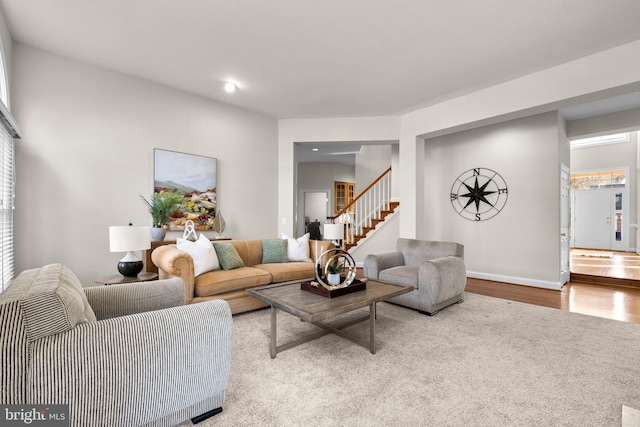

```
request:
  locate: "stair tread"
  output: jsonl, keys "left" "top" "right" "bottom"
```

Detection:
{"left": 339, "top": 194, "right": 399, "bottom": 250}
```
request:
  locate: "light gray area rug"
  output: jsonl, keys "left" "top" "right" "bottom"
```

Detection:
{"left": 182, "top": 293, "right": 640, "bottom": 426}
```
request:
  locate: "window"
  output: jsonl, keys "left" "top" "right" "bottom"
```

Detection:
{"left": 569, "top": 169, "right": 625, "bottom": 190}
{"left": 570, "top": 133, "right": 630, "bottom": 149}
{"left": 0, "top": 45, "right": 22, "bottom": 291}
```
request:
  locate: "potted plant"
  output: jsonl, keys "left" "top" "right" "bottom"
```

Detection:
{"left": 326, "top": 258, "right": 344, "bottom": 285}
{"left": 140, "top": 191, "right": 185, "bottom": 241}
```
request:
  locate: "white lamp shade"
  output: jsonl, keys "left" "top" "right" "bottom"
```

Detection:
{"left": 323, "top": 223, "right": 344, "bottom": 240}
{"left": 109, "top": 226, "right": 151, "bottom": 252}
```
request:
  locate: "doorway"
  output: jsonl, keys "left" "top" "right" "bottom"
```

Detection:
{"left": 297, "top": 190, "right": 329, "bottom": 238}
{"left": 570, "top": 168, "right": 627, "bottom": 252}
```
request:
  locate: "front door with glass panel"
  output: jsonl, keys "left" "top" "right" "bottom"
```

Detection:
{"left": 571, "top": 169, "right": 626, "bottom": 251}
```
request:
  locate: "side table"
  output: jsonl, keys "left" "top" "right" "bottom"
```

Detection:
{"left": 95, "top": 272, "right": 159, "bottom": 285}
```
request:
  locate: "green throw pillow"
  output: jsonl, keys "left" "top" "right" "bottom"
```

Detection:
{"left": 262, "top": 239, "right": 289, "bottom": 264}
{"left": 213, "top": 242, "right": 244, "bottom": 270}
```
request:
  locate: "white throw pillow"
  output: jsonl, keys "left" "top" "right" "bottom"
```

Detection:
{"left": 281, "top": 232, "right": 311, "bottom": 262}
{"left": 177, "top": 233, "right": 220, "bottom": 276}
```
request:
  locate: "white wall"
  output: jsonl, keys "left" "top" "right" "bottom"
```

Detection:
{"left": 355, "top": 145, "right": 392, "bottom": 193}
{"left": 0, "top": 7, "right": 12, "bottom": 107}
{"left": 304, "top": 192, "right": 326, "bottom": 225}
{"left": 11, "top": 44, "right": 278, "bottom": 284}
{"left": 391, "top": 144, "right": 400, "bottom": 201}
{"left": 423, "top": 112, "right": 564, "bottom": 287}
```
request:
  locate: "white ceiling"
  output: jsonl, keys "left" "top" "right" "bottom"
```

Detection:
{"left": 2, "top": 0, "right": 640, "bottom": 119}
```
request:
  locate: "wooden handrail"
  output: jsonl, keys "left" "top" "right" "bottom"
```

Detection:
{"left": 329, "top": 166, "right": 392, "bottom": 221}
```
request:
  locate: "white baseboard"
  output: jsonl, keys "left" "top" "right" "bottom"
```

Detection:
{"left": 356, "top": 267, "right": 563, "bottom": 290}
{"left": 467, "top": 271, "right": 563, "bottom": 290}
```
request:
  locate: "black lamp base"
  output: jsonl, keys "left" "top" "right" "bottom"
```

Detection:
{"left": 117, "top": 260, "right": 143, "bottom": 277}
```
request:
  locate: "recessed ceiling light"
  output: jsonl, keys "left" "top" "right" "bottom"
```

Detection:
{"left": 312, "top": 148, "right": 319, "bottom": 152}
{"left": 224, "top": 82, "right": 238, "bottom": 93}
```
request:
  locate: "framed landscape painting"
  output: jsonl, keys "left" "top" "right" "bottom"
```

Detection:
{"left": 154, "top": 148, "right": 217, "bottom": 230}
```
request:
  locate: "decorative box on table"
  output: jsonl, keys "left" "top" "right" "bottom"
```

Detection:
{"left": 301, "top": 278, "right": 367, "bottom": 298}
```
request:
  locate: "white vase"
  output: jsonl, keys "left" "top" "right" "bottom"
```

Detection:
{"left": 150, "top": 227, "right": 166, "bottom": 242}
{"left": 327, "top": 273, "right": 341, "bottom": 285}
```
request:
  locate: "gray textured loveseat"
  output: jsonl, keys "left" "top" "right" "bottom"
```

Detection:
{"left": 363, "top": 238, "right": 467, "bottom": 315}
{"left": 0, "top": 263, "right": 233, "bottom": 426}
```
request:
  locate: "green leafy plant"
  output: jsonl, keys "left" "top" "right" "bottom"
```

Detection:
{"left": 140, "top": 191, "right": 186, "bottom": 227}
{"left": 326, "top": 258, "right": 344, "bottom": 274}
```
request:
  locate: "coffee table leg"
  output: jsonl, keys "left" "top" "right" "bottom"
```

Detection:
{"left": 370, "top": 302, "right": 376, "bottom": 354}
{"left": 270, "top": 306, "right": 278, "bottom": 359}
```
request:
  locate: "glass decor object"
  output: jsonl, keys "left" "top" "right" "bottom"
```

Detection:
{"left": 314, "top": 248, "right": 357, "bottom": 291}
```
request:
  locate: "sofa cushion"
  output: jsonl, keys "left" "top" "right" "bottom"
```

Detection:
{"left": 254, "top": 262, "right": 315, "bottom": 283}
{"left": 1, "top": 263, "right": 97, "bottom": 341}
{"left": 213, "top": 242, "right": 245, "bottom": 270}
{"left": 282, "top": 233, "right": 312, "bottom": 262}
{"left": 177, "top": 234, "right": 220, "bottom": 276}
{"left": 261, "top": 239, "right": 289, "bottom": 264}
{"left": 379, "top": 265, "right": 419, "bottom": 288}
{"left": 194, "top": 267, "right": 272, "bottom": 296}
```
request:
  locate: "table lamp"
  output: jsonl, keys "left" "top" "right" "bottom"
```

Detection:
{"left": 323, "top": 223, "right": 344, "bottom": 248}
{"left": 109, "top": 225, "right": 151, "bottom": 277}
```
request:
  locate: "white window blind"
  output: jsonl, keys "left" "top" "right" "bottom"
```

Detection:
{"left": 0, "top": 126, "right": 13, "bottom": 290}
{"left": 0, "top": 100, "right": 22, "bottom": 292}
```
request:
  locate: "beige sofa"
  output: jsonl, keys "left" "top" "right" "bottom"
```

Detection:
{"left": 152, "top": 239, "right": 334, "bottom": 314}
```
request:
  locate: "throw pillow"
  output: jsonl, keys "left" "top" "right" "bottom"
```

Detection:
{"left": 177, "top": 234, "right": 220, "bottom": 276}
{"left": 281, "top": 233, "right": 312, "bottom": 262}
{"left": 213, "top": 242, "right": 245, "bottom": 270}
{"left": 262, "top": 239, "right": 289, "bottom": 264}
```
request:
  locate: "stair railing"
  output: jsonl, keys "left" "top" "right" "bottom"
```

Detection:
{"left": 328, "top": 166, "right": 392, "bottom": 247}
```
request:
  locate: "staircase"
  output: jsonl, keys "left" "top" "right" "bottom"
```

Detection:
{"left": 344, "top": 201, "right": 399, "bottom": 250}
{"left": 328, "top": 167, "right": 399, "bottom": 251}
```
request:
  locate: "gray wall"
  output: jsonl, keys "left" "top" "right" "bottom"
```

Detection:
{"left": 423, "top": 111, "right": 566, "bottom": 286}
{"left": 11, "top": 44, "right": 279, "bottom": 284}
{"left": 355, "top": 145, "right": 392, "bottom": 194}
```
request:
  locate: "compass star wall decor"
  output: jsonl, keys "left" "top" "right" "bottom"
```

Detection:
{"left": 450, "top": 167, "right": 508, "bottom": 221}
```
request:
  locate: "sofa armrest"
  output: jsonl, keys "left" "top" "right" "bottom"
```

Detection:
{"left": 151, "top": 245, "right": 196, "bottom": 304}
{"left": 418, "top": 256, "right": 467, "bottom": 303}
{"left": 28, "top": 300, "right": 233, "bottom": 427}
{"left": 84, "top": 278, "right": 185, "bottom": 320}
{"left": 309, "top": 240, "right": 336, "bottom": 264}
{"left": 363, "top": 250, "right": 405, "bottom": 279}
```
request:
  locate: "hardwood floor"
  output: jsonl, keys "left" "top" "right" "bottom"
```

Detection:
{"left": 465, "top": 249, "right": 640, "bottom": 324}
{"left": 465, "top": 278, "right": 640, "bottom": 324}
{"left": 571, "top": 248, "right": 640, "bottom": 282}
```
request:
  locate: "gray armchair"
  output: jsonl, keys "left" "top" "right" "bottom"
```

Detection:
{"left": 0, "top": 263, "right": 233, "bottom": 426}
{"left": 363, "top": 238, "right": 466, "bottom": 315}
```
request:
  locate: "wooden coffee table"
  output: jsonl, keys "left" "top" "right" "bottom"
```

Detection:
{"left": 246, "top": 279, "right": 412, "bottom": 358}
